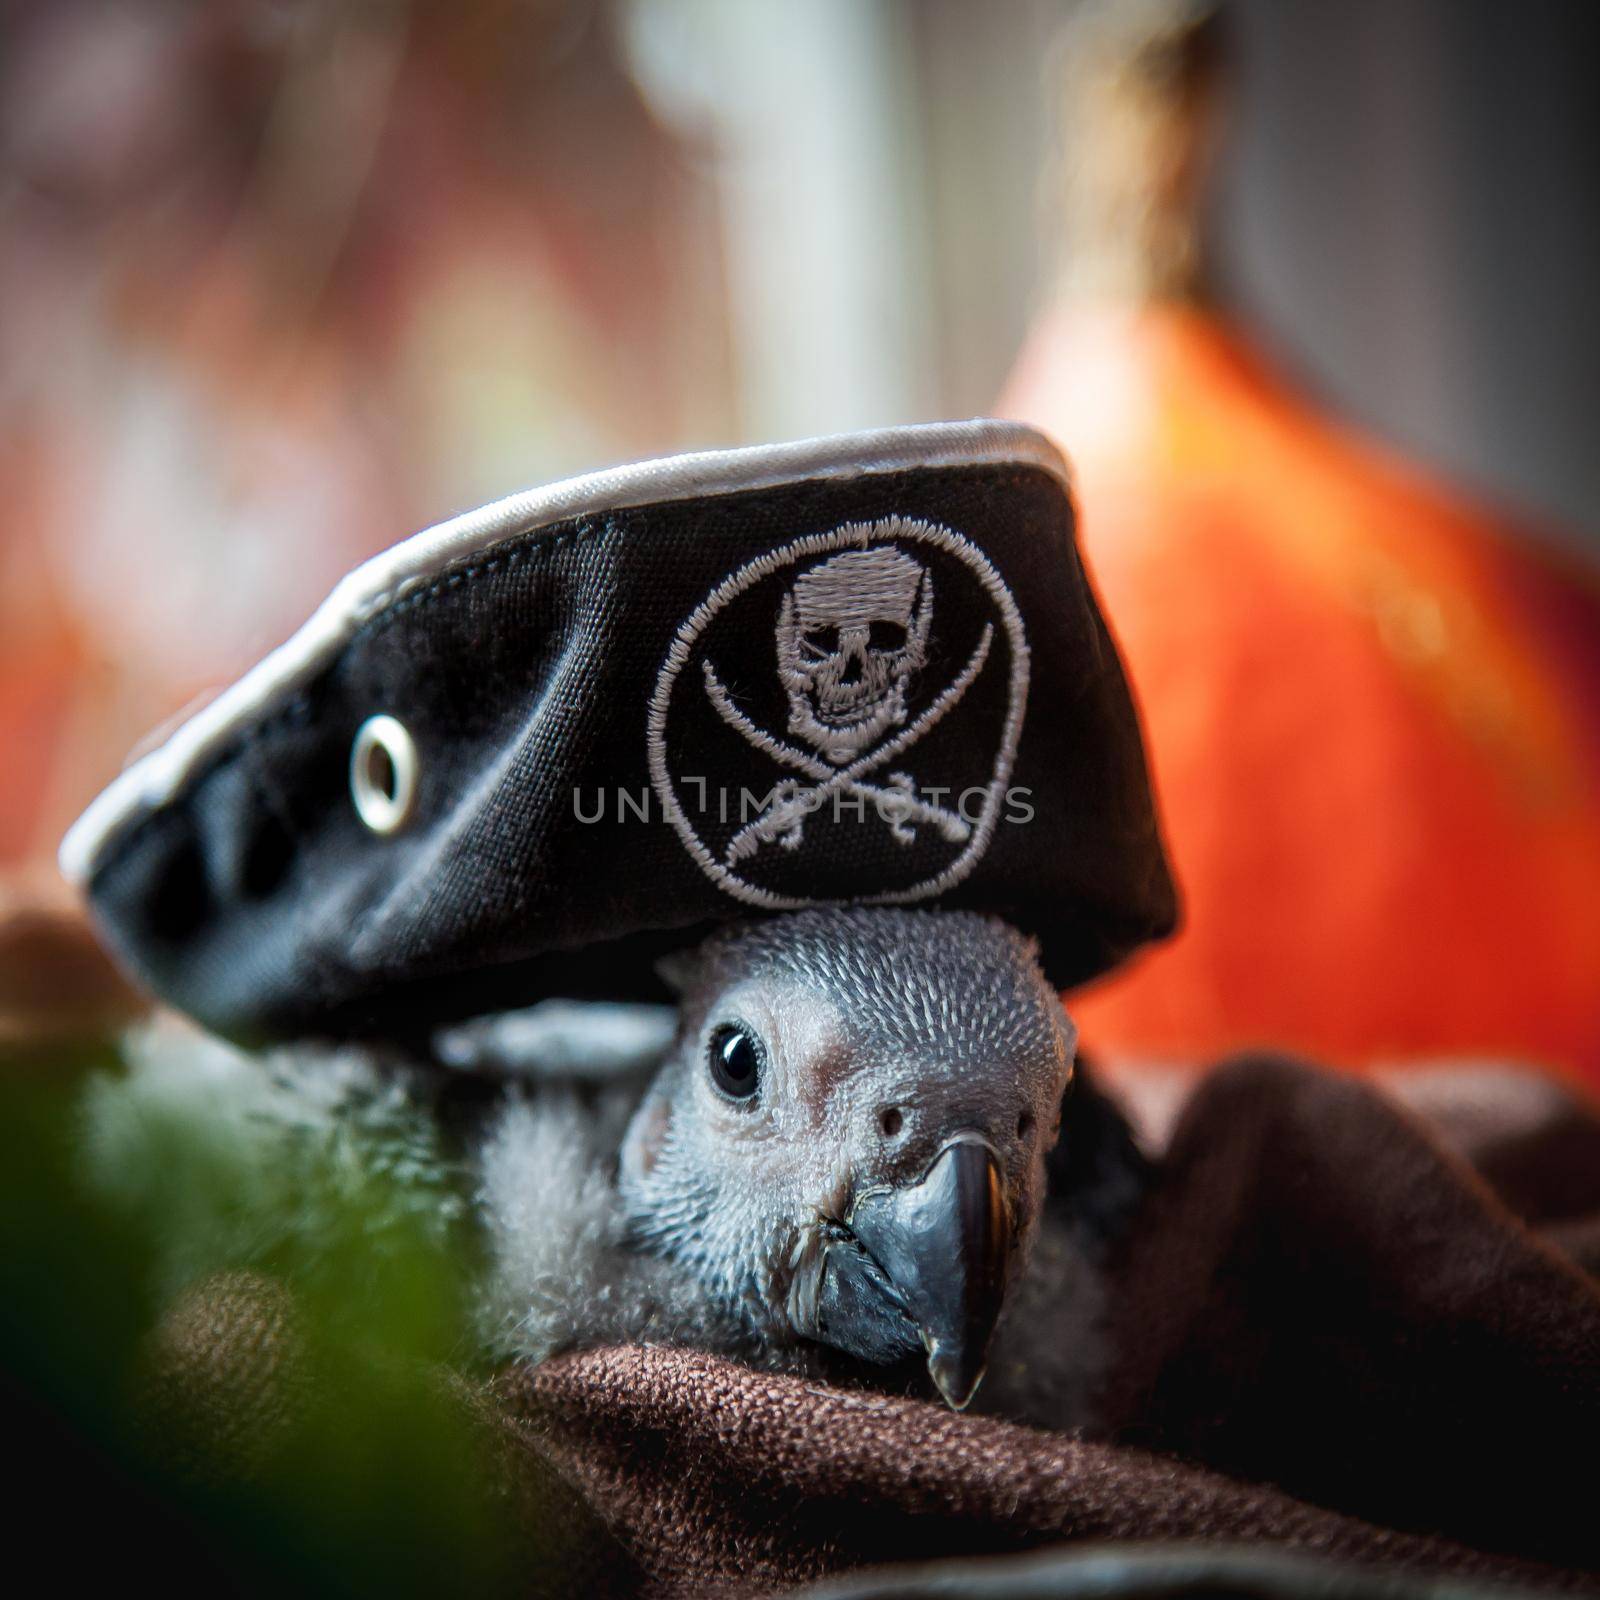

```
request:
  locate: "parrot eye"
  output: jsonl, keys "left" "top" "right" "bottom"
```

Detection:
{"left": 708, "top": 1023, "right": 764, "bottom": 1102}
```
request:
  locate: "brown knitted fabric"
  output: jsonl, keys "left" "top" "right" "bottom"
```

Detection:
{"left": 501, "top": 1346, "right": 1576, "bottom": 1599}
{"left": 136, "top": 1270, "right": 308, "bottom": 1481}
{"left": 1093, "top": 1057, "right": 1600, "bottom": 1576}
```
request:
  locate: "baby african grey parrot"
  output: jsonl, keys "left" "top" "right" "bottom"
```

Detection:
{"left": 471, "top": 905, "right": 1148, "bottom": 1424}
{"left": 87, "top": 904, "right": 1146, "bottom": 1427}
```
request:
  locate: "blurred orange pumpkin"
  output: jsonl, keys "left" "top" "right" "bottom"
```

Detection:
{"left": 1001, "top": 5, "right": 1600, "bottom": 1090}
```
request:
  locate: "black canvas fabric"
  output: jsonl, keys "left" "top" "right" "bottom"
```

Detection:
{"left": 71, "top": 425, "right": 1175, "bottom": 1042}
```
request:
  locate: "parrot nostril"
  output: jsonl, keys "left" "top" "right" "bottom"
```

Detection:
{"left": 879, "top": 1107, "right": 904, "bottom": 1139}
{"left": 1017, "top": 1111, "right": 1034, "bottom": 1141}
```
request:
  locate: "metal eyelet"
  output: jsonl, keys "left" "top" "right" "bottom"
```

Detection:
{"left": 350, "top": 714, "right": 419, "bottom": 835}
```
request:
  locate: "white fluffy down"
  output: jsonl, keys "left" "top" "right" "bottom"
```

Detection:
{"left": 82, "top": 1019, "right": 749, "bottom": 1369}
{"left": 78, "top": 1019, "right": 463, "bottom": 1300}
{"left": 474, "top": 1091, "right": 748, "bottom": 1366}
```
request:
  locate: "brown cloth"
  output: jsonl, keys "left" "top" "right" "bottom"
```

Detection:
{"left": 1092, "top": 1057, "right": 1600, "bottom": 1578}
{"left": 140, "top": 1056, "right": 1600, "bottom": 1597}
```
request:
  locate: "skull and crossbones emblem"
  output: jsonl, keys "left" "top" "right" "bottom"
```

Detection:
{"left": 703, "top": 546, "right": 992, "bottom": 865}
{"left": 778, "top": 546, "right": 932, "bottom": 764}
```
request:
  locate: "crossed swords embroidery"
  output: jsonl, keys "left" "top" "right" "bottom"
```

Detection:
{"left": 700, "top": 545, "right": 992, "bottom": 866}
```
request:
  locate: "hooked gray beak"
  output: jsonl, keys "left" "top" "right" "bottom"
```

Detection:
{"left": 807, "top": 1133, "right": 1012, "bottom": 1410}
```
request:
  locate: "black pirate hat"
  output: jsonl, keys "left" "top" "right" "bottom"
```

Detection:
{"left": 63, "top": 422, "right": 1176, "bottom": 1043}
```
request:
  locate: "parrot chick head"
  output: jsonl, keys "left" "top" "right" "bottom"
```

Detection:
{"left": 618, "top": 906, "right": 1076, "bottom": 1409}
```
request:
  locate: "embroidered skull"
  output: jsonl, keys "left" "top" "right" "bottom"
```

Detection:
{"left": 777, "top": 546, "right": 932, "bottom": 765}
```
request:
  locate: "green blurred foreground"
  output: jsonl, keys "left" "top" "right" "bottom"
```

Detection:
{"left": 0, "top": 1034, "right": 564, "bottom": 1596}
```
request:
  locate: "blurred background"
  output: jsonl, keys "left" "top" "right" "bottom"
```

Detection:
{"left": 2, "top": 0, "right": 1597, "bottom": 1082}
{"left": 0, "top": 5, "right": 1597, "bottom": 1583}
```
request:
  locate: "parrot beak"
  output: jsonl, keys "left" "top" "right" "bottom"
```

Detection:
{"left": 810, "top": 1132, "right": 1012, "bottom": 1410}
